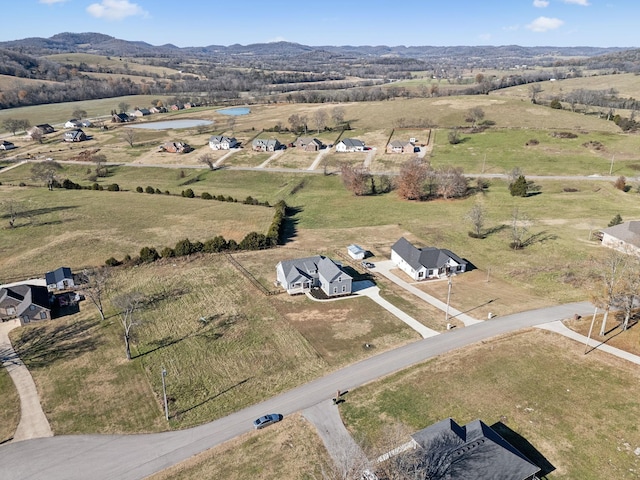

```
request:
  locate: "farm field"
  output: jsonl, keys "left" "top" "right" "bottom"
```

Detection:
{"left": 340, "top": 329, "right": 640, "bottom": 480}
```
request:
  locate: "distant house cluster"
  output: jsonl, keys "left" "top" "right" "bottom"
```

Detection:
{"left": 391, "top": 237, "right": 467, "bottom": 280}
{"left": 276, "top": 255, "right": 352, "bottom": 297}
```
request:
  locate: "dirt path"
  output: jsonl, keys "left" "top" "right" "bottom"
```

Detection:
{"left": 0, "top": 320, "right": 53, "bottom": 443}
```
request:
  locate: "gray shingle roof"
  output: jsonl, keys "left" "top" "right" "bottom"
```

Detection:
{"left": 339, "top": 138, "right": 365, "bottom": 148}
{"left": 45, "top": 267, "right": 72, "bottom": 285}
{"left": 602, "top": 221, "right": 640, "bottom": 247}
{"left": 410, "top": 418, "right": 540, "bottom": 480}
{"left": 392, "top": 237, "right": 467, "bottom": 270}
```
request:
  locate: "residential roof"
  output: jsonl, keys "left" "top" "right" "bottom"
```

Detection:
{"left": 278, "top": 255, "right": 325, "bottom": 285}
{"left": 45, "top": 267, "right": 72, "bottom": 286}
{"left": 339, "top": 138, "right": 365, "bottom": 148}
{"left": 389, "top": 140, "right": 413, "bottom": 148}
{"left": 296, "top": 137, "right": 323, "bottom": 146}
{"left": 252, "top": 138, "right": 280, "bottom": 147}
{"left": 0, "top": 284, "right": 50, "bottom": 317}
{"left": 209, "top": 135, "right": 237, "bottom": 144}
{"left": 601, "top": 221, "right": 640, "bottom": 247}
{"left": 410, "top": 418, "right": 540, "bottom": 480}
{"left": 347, "top": 244, "right": 366, "bottom": 256}
{"left": 392, "top": 237, "right": 467, "bottom": 270}
{"left": 317, "top": 256, "right": 348, "bottom": 283}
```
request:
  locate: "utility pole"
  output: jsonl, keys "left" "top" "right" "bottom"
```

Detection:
{"left": 585, "top": 307, "right": 598, "bottom": 354}
{"left": 609, "top": 155, "right": 615, "bottom": 175}
{"left": 161, "top": 367, "right": 169, "bottom": 421}
{"left": 445, "top": 275, "right": 452, "bottom": 324}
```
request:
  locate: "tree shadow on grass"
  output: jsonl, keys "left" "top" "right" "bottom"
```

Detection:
{"left": 11, "top": 319, "right": 101, "bottom": 369}
{"left": 174, "top": 377, "right": 251, "bottom": 418}
{"left": 491, "top": 421, "right": 555, "bottom": 477}
{"left": 280, "top": 205, "right": 302, "bottom": 244}
{"left": 484, "top": 224, "right": 508, "bottom": 237}
{"left": 520, "top": 231, "right": 557, "bottom": 248}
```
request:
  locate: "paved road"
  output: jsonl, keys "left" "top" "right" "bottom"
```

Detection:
{"left": 0, "top": 301, "right": 594, "bottom": 480}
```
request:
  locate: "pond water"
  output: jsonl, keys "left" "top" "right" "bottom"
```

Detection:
{"left": 217, "top": 107, "right": 251, "bottom": 116}
{"left": 128, "top": 119, "right": 213, "bottom": 130}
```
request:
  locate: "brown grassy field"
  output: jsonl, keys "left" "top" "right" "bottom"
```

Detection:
{"left": 0, "top": 74, "right": 62, "bottom": 90}
{"left": 341, "top": 329, "right": 640, "bottom": 480}
{"left": 0, "top": 368, "right": 20, "bottom": 443}
{"left": 43, "top": 53, "right": 184, "bottom": 78}
{"left": 148, "top": 413, "right": 331, "bottom": 480}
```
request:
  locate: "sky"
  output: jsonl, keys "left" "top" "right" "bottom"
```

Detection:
{"left": 1, "top": 0, "right": 637, "bottom": 48}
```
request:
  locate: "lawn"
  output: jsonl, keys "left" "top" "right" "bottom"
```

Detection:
{"left": 148, "top": 413, "right": 331, "bottom": 480}
{"left": 0, "top": 367, "right": 19, "bottom": 443}
{"left": 9, "top": 252, "right": 420, "bottom": 433}
{"left": 0, "top": 185, "right": 274, "bottom": 281}
{"left": 340, "top": 329, "right": 640, "bottom": 480}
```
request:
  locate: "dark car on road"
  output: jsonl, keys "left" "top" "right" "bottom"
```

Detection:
{"left": 253, "top": 414, "right": 283, "bottom": 429}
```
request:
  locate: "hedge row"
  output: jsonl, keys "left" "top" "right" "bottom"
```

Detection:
{"left": 52, "top": 178, "right": 120, "bottom": 191}
{"left": 105, "top": 201, "right": 289, "bottom": 267}
{"left": 136, "top": 185, "right": 271, "bottom": 206}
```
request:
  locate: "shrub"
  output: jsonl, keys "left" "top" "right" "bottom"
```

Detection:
{"left": 526, "top": 139, "right": 539, "bottom": 146}
{"left": 19, "top": 182, "right": 26, "bottom": 187}
{"left": 608, "top": 214, "right": 623, "bottom": 227}
{"left": 240, "top": 232, "right": 269, "bottom": 250}
{"left": 62, "top": 178, "right": 81, "bottom": 189}
{"left": 155, "top": 188, "right": 162, "bottom": 194}
{"left": 448, "top": 128, "right": 462, "bottom": 145}
{"left": 614, "top": 175, "right": 627, "bottom": 191}
{"left": 182, "top": 188, "right": 195, "bottom": 198}
{"left": 136, "top": 186, "right": 143, "bottom": 193}
{"left": 201, "top": 192, "right": 213, "bottom": 200}
{"left": 203, "top": 236, "right": 228, "bottom": 253}
{"left": 160, "top": 247, "right": 175, "bottom": 258}
{"left": 509, "top": 175, "right": 528, "bottom": 197}
{"left": 92, "top": 183, "right": 100, "bottom": 190}
{"left": 139, "top": 246, "right": 160, "bottom": 263}
{"left": 164, "top": 190, "right": 170, "bottom": 195}
{"left": 107, "top": 183, "right": 120, "bottom": 191}
{"left": 216, "top": 194, "right": 225, "bottom": 202}
{"left": 549, "top": 98, "right": 562, "bottom": 109}
{"left": 227, "top": 239, "right": 238, "bottom": 251}
{"left": 145, "top": 186, "right": 155, "bottom": 194}
{"left": 174, "top": 238, "right": 194, "bottom": 256}
{"left": 105, "top": 257, "right": 121, "bottom": 267}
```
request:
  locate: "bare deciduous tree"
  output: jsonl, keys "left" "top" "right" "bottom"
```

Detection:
{"left": 435, "top": 166, "right": 467, "bottom": 199}
{"left": 117, "top": 102, "right": 130, "bottom": 114}
{"left": 90, "top": 153, "right": 108, "bottom": 177}
{"left": 397, "top": 157, "right": 430, "bottom": 200}
{"left": 331, "top": 106, "right": 345, "bottom": 126}
{"left": 467, "top": 107, "right": 485, "bottom": 127}
{"left": 509, "top": 207, "right": 530, "bottom": 250}
{"left": 466, "top": 203, "right": 486, "bottom": 238}
{"left": 617, "top": 253, "right": 640, "bottom": 331}
{"left": 29, "top": 129, "right": 44, "bottom": 144}
{"left": 31, "top": 160, "right": 61, "bottom": 190}
{"left": 122, "top": 128, "right": 138, "bottom": 148}
{"left": 591, "top": 250, "right": 629, "bottom": 336}
{"left": 529, "top": 84, "right": 543, "bottom": 103}
{"left": 313, "top": 109, "right": 328, "bottom": 133}
{"left": 72, "top": 109, "right": 88, "bottom": 120}
{"left": 82, "top": 267, "right": 110, "bottom": 322}
{"left": 341, "top": 163, "right": 371, "bottom": 196}
{"left": 2, "top": 199, "right": 26, "bottom": 229}
{"left": 198, "top": 153, "right": 216, "bottom": 170}
{"left": 320, "top": 429, "right": 371, "bottom": 480}
{"left": 112, "top": 292, "right": 144, "bottom": 360}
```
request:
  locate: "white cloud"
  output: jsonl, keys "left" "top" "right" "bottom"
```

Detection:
{"left": 526, "top": 16, "right": 565, "bottom": 32}
{"left": 563, "top": 0, "right": 590, "bottom": 5}
{"left": 87, "top": 0, "right": 148, "bottom": 20}
{"left": 39, "top": 0, "right": 68, "bottom": 4}
{"left": 533, "top": 0, "right": 549, "bottom": 7}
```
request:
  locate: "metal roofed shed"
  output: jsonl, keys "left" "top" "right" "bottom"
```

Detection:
{"left": 347, "top": 244, "right": 366, "bottom": 260}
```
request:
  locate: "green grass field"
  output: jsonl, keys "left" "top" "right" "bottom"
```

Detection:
{"left": 340, "top": 329, "right": 640, "bottom": 480}
{"left": 0, "top": 368, "right": 20, "bottom": 443}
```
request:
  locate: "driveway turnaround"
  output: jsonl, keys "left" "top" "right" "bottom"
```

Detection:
{"left": 0, "top": 301, "right": 595, "bottom": 480}
{"left": 373, "top": 260, "right": 483, "bottom": 326}
{"left": 0, "top": 320, "right": 53, "bottom": 443}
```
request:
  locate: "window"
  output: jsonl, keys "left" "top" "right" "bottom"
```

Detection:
{"left": 30, "top": 305, "right": 36, "bottom": 310}
{"left": 333, "top": 287, "right": 337, "bottom": 293}
{"left": 342, "top": 285, "right": 346, "bottom": 292}
{"left": 40, "top": 312, "right": 47, "bottom": 319}
{"left": 7, "top": 307, "right": 15, "bottom": 315}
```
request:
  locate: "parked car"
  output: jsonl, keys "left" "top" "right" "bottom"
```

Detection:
{"left": 253, "top": 413, "right": 283, "bottom": 429}
{"left": 361, "top": 261, "right": 374, "bottom": 269}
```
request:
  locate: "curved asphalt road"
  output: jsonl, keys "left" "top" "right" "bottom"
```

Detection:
{"left": 0, "top": 301, "right": 594, "bottom": 480}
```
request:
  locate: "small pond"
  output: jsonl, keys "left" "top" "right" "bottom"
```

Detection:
{"left": 128, "top": 119, "right": 213, "bottom": 130}
{"left": 217, "top": 107, "right": 251, "bottom": 116}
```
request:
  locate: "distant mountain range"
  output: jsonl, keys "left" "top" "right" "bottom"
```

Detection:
{"left": 0, "top": 32, "right": 629, "bottom": 61}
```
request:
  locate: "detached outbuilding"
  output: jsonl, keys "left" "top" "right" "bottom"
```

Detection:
{"left": 347, "top": 244, "right": 366, "bottom": 260}
{"left": 45, "top": 267, "right": 75, "bottom": 291}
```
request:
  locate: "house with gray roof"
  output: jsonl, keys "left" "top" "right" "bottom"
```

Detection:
{"left": 386, "top": 140, "right": 414, "bottom": 154}
{"left": 252, "top": 138, "right": 282, "bottom": 152}
{"left": 0, "top": 284, "right": 51, "bottom": 325}
{"left": 63, "top": 129, "right": 87, "bottom": 142}
{"left": 295, "top": 137, "right": 325, "bottom": 151}
{"left": 45, "top": 267, "right": 75, "bottom": 291}
{"left": 276, "top": 255, "right": 352, "bottom": 297}
{"left": 601, "top": 220, "right": 640, "bottom": 255}
{"left": 209, "top": 135, "right": 238, "bottom": 150}
{"left": 391, "top": 237, "right": 467, "bottom": 280}
{"left": 400, "top": 418, "right": 541, "bottom": 480}
{"left": 335, "top": 138, "right": 365, "bottom": 152}
{"left": 0, "top": 140, "right": 16, "bottom": 150}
